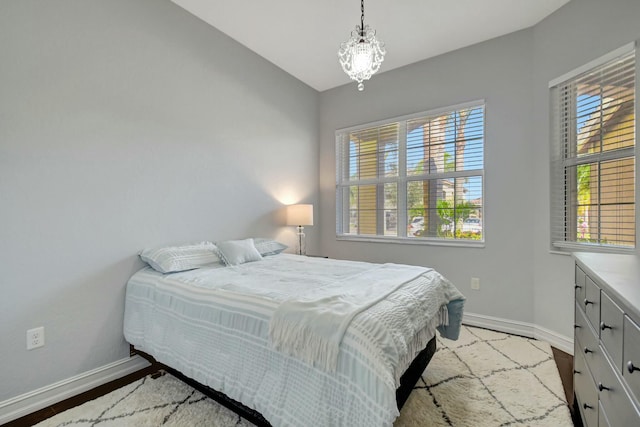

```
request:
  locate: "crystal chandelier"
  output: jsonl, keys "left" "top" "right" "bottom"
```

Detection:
{"left": 338, "top": 0, "right": 386, "bottom": 91}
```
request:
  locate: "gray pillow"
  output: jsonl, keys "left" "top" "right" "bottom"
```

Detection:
{"left": 140, "top": 241, "right": 220, "bottom": 273}
{"left": 216, "top": 238, "right": 263, "bottom": 266}
{"left": 253, "top": 238, "right": 288, "bottom": 256}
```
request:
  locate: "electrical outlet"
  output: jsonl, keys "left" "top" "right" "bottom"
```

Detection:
{"left": 27, "top": 327, "right": 45, "bottom": 350}
{"left": 471, "top": 277, "right": 480, "bottom": 290}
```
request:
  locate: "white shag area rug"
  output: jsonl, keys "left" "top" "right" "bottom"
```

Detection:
{"left": 35, "top": 326, "right": 572, "bottom": 427}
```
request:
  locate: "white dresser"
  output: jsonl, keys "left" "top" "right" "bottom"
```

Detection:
{"left": 573, "top": 252, "right": 640, "bottom": 427}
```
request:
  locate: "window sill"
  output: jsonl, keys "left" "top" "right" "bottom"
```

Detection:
{"left": 551, "top": 241, "right": 636, "bottom": 255}
{"left": 336, "top": 234, "right": 485, "bottom": 248}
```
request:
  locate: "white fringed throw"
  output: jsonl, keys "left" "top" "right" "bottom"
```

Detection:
{"left": 269, "top": 263, "right": 430, "bottom": 372}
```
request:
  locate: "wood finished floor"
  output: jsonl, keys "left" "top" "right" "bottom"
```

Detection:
{"left": 3, "top": 348, "right": 578, "bottom": 427}
{"left": 2, "top": 366, "right": 158, "bottom": 427}
{"left": 551, "top": 347, "right": 583, "bottom": 427}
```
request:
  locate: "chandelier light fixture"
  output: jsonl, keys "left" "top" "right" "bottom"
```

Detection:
{"left": 338, "top": 0, "right": 386, "bottom": 91}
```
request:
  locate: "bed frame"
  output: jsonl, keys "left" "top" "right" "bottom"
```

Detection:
{"left": 131, "top": 336, "right": 436, "bottom": 426}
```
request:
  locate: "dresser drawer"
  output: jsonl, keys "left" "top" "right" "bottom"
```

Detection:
{"left": 600, "top": 291, "right": 624, "bottom": 370}
{"left": 576, "top": 303, "right": 600, "bottom": 374}
{"left": 575, "top": 303, "right": 589, "bottom": 347}
{"left": 596, "top": 349, "right": 640, "bottom": 427}
{"left": 575, "top": 345, "right": 599, "bottom": 427}
{"left": 575, "top": 334, "right": 594, "bottom": 381}
{"left": 623, "top": 315, "right": 640, "bottom": 404}
{"left": 599, "top": 401, "right": 612, "bottom": 427}
{"left": 576, "top": 264, "right": 587, "bottom": 306}
{"left": 584, "top": 276, "right": 601, "bottom": 331}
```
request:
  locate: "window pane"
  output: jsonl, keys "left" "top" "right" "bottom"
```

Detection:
{"left": 407, "top": 177, "right": 483, "bottom": 240}
{"left": 382, "top": 142, "right": 399, "bottom": 178}
{"left": 406, "top": 107, "right": 484, "bottom": 176}
{"left": 384, "top": 183, "right": 397, "bottom": 236}
{"left": 575, "top": 84, "right": 635, "bottom": 156}
{"left": 407, "top": 180, "right": 427, "bottom": 237}
{"left": 348, "top": 185, "right": 359, "bottom": 234}
{"left": 455, "top": 177, "right": 483, "bottom": 240}
{"left": 600, "top": 157, "right": 635, "bottom": 246}
{"left": 452, "top": 109, "right": 485, "bottom": 172}
{"left": 574, "top": 163, "right": 598, "bottom": 244}
{"left": 570, "top": 158, "right": 634, "bottom": 246}
{"left": 461, "top": 109, "right": 485, "bottom": 170}
{"left": 599, "top": 203, "right": 635, "bottom": 246}
{"left": 407, "top": 117, "right": 446, "bottom": 176}
{"left": 358, "top": 184, "right": 377, "bottom": 235}
{"left": 349, "top": 124, "right": 399, "bottom": 180}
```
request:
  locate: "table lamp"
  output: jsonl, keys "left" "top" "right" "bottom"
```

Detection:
{"left": 286, "top": 204, "right": 314, "bottom": 255}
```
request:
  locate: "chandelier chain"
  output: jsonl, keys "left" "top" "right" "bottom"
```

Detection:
{"left": 361, "top": 0, "right": 365, "bottom": 36}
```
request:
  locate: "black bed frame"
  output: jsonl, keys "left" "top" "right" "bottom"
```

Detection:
{"left": 131, "top": 336, "right": 436, "bottom": 427}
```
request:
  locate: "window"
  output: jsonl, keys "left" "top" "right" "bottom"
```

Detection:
{"left": 336, "top": 102, "right": 485, "bottom": 244}
{"left": 550, "top": 44, "right": 636, "bottom": 250}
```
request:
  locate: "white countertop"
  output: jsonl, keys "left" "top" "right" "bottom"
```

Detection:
{"left": 573, "top": 252, "right": 640, "bottom": 320}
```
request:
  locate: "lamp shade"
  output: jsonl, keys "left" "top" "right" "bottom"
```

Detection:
{"left": 286, "top": 204, "right": 314, "bottom": 226}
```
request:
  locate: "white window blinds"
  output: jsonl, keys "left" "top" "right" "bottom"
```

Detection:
{"left": 550, "top": 45, "right": 636, "bottom": 250}
{"left": 336, "top": 102, "right": 485, "bottom": 243}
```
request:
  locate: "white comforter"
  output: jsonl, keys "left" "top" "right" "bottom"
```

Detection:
{"left": 270, "top": 263, "right": 430, "bottom": 373}
{"left": 123, "top": 254, "right": 464, "bottom": 427}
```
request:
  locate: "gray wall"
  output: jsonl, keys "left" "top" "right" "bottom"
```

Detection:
{"left": 0, "top": 0, "right": 318, "bottom": 401}
{"left": 531, "top": 0, "right": 640, "bottom": 337}
{"left": 319, "top": 0, "right": 640, "bottom": 342}
{"left": 320, "top": 29, "right": 536, "bottom": 324}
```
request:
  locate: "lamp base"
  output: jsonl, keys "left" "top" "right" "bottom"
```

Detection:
{"left": 296, "top": 226, "right": 306, "bottom": 256}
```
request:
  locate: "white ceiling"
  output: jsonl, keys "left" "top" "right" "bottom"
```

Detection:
{"left": 171, "top": 0, "right": 570, "bottom": 92}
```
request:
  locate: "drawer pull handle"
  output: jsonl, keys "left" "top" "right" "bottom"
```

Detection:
{"left": 574, "top": 324, "right": 581, "bottom": 329}
{"left": 583, "top": 403, "right": 593, "bottom": 410}
{"left": 584, "top": 347, "right": 593, "bottom": 354}
{"left": 598, "top": 383, "right": 610, "bottom": 392}
{"left": 627, "top": 361, "right": 640, "bottom": 374}
{"left": 584, "top": 298, "right": 593, "bottom": 306}
{"left": 575, "top": 284, "right": 582, "bottom": 289}
{"left": 574, "top": 369, "right": 581, "bottom": 374}
{"left": 600, "top": 322, "right": 612, "bottom": 331}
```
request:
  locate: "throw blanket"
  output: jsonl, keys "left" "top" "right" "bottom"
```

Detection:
{"left": 269, "top": 263, "right": 430, "bottom": 372}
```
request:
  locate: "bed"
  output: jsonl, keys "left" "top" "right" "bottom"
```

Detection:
{"left": 123, "top": 240, "right": 464, "bottom": 427}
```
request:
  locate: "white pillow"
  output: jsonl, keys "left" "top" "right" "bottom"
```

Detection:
{"left": 139, "top": 241, "right": 220, "bottom": 273}
{"left": 216, "top": 238, "right": 263, "bottom": 266}
{"left": 253, "top": 238, "right": 288, "bottom": 256}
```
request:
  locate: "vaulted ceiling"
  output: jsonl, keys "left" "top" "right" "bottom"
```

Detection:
{"left": 171, "top": 0, "right": 570, "bottom": 92}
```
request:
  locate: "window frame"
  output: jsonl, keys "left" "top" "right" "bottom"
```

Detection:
{"left": 335, "top": 100, "right": 486, "bottom": 247}
{"left": 549, "top": 42, "right": 636, "bottom": 253}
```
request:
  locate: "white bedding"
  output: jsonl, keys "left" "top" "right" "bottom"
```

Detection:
{"left": 123, "top": 254, "right": 464, "bottom": 427}
{"left": 270, "top": 263, "right": 430, "bottom": 373}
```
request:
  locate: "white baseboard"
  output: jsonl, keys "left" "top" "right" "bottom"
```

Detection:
{"left": 463, "top": 312, "right": 574, "bottom": 355}
{"left": 533, "top": 324, "right": 574, "bottom": 355}
{"left": 0, "top": 355, "right": 150, "bottom": 425}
